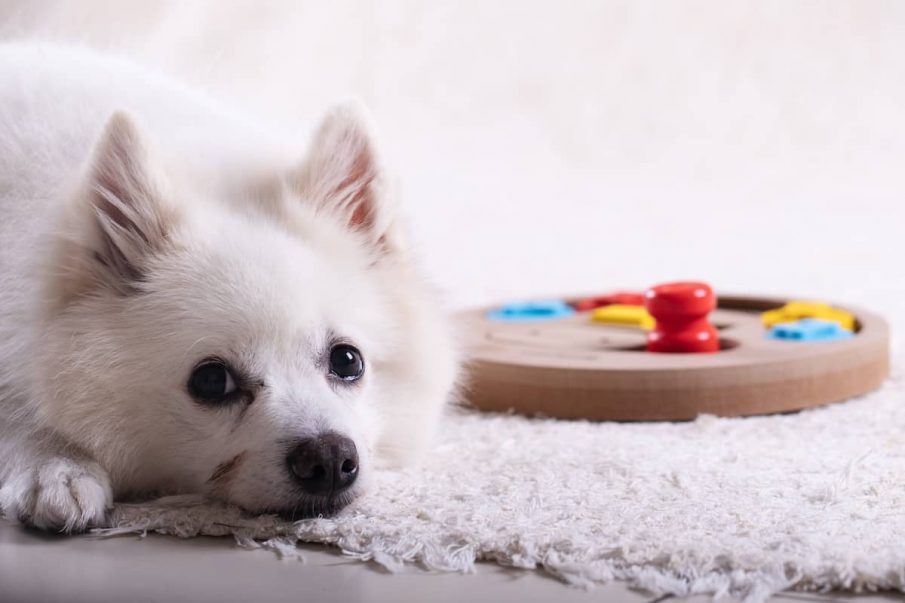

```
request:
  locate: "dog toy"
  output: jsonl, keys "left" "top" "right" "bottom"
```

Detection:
{"left": 462, "top": 281, "right": 888, "bottom": 421}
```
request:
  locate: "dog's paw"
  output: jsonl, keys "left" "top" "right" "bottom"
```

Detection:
{"left": 0, "top": 457, "right": 113, "bottom": 533}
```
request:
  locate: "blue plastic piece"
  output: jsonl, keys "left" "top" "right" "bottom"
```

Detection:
{"left": 486, "top": 300, "right": 576, "bottom": 322}
{"left": 767, "top": 318, "right": 853, "bottom": 342}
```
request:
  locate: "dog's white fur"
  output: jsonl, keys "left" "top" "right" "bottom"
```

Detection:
{"left": 0, "top": 44, "right": 458, "bottom": 532}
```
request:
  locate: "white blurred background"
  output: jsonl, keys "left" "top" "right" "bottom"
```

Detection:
{"left": 2, "top": 1, "right": 903, "bottom": 355}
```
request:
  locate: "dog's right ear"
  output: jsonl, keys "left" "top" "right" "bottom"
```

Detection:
{"left": 49, "top": 112, "right": 178, "bottom": 307}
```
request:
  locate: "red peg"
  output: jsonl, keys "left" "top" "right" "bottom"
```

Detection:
{"left": 645, "top": 282, "right": 720, "bottom": 353}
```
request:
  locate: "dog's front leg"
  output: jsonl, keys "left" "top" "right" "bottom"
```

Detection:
{"left": 0, "top": 424, "right": 112, "bottom": 533}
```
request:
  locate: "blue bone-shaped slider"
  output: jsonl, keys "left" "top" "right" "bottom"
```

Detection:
{"left": 767, "top": 318, "right": 854, "bottom": 342}
{"left": 486, "top": 300, "right": 576, "bottom": 322}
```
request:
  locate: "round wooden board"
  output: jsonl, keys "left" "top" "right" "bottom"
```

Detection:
{"left": 459, "top": 294, "right": 890, "bottom": 421}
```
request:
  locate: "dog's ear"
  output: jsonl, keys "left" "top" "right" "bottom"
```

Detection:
{"left": 51, "top": 112, "right": 178, "bottom": 305}
{"left": 292, "top": 101, "right": 402, "bottom": 255}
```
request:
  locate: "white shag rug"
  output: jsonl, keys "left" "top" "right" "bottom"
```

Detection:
{"left": 98, "top": 373, "right": 905, "bottom": 603}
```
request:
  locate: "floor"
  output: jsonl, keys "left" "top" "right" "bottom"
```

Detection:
{"left": 0, "top": 519, "right": 901, "bottom": 603}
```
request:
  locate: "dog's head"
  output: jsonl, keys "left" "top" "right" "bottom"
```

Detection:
{"left": 36, "top": 104, "right": 457, "bottom": 517}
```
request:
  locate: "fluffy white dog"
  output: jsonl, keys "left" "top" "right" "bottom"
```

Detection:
{"left": 0, "top": 44, "right": 458, "bottom": 532}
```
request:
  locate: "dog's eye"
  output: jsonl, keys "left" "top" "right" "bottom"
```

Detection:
{"left": 188, "top": 361, "right": 238, "bottom": 402}
{"left": 329, "top": 344, "right": 364, "bottom": 381}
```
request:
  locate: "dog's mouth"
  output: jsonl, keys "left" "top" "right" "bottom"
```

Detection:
{"left": 267, "top": 490, "right": 359, "bottom": 522}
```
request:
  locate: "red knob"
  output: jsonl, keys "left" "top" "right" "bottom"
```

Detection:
{"left": 645, "top": 282, "right": 720, "bottom": 353}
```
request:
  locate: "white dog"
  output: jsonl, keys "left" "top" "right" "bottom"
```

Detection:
{"left": 0, "top": 44, "right": 458, "bottom": 532}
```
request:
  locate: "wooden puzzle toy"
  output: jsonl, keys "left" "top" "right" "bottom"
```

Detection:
{"left": 461, "top": 281, "right": 889, "bottom": 421}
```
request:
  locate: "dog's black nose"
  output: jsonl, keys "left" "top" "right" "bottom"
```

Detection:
{"left": 287, "top": 433, "right": 359, "bottom": 495}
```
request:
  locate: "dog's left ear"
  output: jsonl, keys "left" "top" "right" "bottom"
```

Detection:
{"left": 292, "top": 101, "right": 402, "bottom": 256}
{"left": 47, "top": 112, "right": 178, "bottom": 309}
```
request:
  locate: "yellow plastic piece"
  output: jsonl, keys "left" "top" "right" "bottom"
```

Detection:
{"left": 762, "top": 300, "right": 855, "bottom": 331}
{"left": 591, "top": 304, "right": 656, "bottom": 330}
